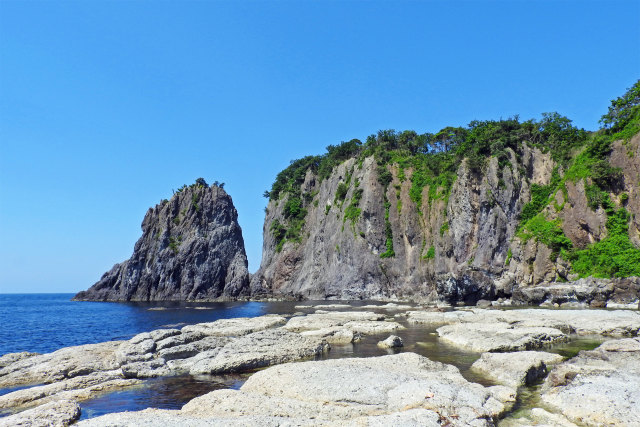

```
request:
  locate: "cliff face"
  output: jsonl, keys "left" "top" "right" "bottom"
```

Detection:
{"left": 250, "top": 133, "right": 640, "bottom": 303}
{"left": 75, "top": 183, "right": 250, "bottom": 301}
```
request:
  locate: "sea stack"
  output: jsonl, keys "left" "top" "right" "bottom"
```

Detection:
{"left": 74, "top": 180, "right": 250, "bottom": 301}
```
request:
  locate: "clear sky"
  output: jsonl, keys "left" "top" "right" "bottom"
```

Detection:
{"left": 0, "top": 0, "right": 638, "bottom": 293}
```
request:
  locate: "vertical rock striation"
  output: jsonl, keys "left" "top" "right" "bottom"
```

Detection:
{"left": 74, "top": 182, "right": 250, "bottom": 301}
{"left": 250, "top": 133, "right": 640, "bottom": 303}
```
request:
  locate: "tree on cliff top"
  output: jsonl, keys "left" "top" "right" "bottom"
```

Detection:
{"left": 600, "top": 79, "right": 640, "bottom": 134}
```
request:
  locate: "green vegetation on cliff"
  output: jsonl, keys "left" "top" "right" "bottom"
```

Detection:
{"left": 571, "top": 207, "right": 640, "bottom": 277}
{"left": 517, "top": 80, "right": 640, "bottom": 277}
{"left": 265, "top": 80, "right": 640, "bottom": 278}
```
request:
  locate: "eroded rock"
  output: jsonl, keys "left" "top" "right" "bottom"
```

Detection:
{"left": 436, "top": 323, "right": 567, "bottom": 352}
{"left": 0, "top": 342, "right": 122, "bottom": 388}
{"left": 283, "top": 311, "right": 385, "bottom": 332}
{"left": 0, "top": 352, "right": 39, "bottom": 369}
{"left": 407, "top": 308, "right": 640, "bottom": 337}
{"left": 73, "top": 184, "right": 250, "bottom": 301}
{"left": 500, "top": 407, "right": 578, "bottom": 427}
{"left": 300, "top": 328, "right": 361, "bottom": 344}
{"left": 79, "top": 353, "right": 510, "bottom": 426}
{"left": 541, "top": 337, "right": 640, "bottom": 426}
{"left": 189, "top": 329, "right": 329, "bottom": 375}
{"left": 471, "top": 351, "right": 563, "bottom": 387}
{"left": 0, "top": 399, "right": 80, "bottom": 427}
{"left": 0, "top": 370, "right": 138, "bottom": 410}
{"left": 181, "top": 315, "right": 286, "bottom": 337}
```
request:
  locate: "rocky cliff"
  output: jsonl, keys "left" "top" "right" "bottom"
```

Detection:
{"left": 251, "top": 122, "right": 640, "bottom": 304}
{"left": 75, "top": 181, "right": 250, "bottom": 301}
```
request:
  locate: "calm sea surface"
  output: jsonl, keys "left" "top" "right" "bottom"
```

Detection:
{"left": 0, "top": 293, "right": 281, "bottom": 355}
{"left": 0, "top": 294, "right": 604, "bottom": 421}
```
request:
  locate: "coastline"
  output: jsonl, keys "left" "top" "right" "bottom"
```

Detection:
{"left": 1, "top": 303, "right": 638, "bottom": 426}
{"left": 72, "top": 276, "right": 640, "bottom": 310}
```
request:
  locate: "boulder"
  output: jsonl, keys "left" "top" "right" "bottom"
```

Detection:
{"left": 155, "top": 332, "right": 206, "bottom": 351}
{"left": 405, "top": 310, "right": 474, "bottom": 327}
{"left": 377, "top": 335, "right": 404, "bottom": 349}
{"left": 294, "top": 304, "right": 353, "bottom": 310}
{"left": 343, "top": 321, "right": 404, "bottom": 335}
{"left": 115, "top": 337, "right": 156, "bottom": 365}
{"left": 148, "top": 328, "right": 181, "bottom": 342}
{"left": 121, "top": 359, "right": 171, "bottom": 379}
{"left": 358, "top": 303, "right": 414, "bottom": 311}
{"left": 157, "top": 336, "right": 229, "bottom": 361}
{"left": 239, "top": 352, "right": 510, "bottom": 425}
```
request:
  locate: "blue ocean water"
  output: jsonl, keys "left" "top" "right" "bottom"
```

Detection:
{"left": 0, "top": 294, "right": 275, "bottom": 355}
{"left": 0, "top": 295, "right": 606, "bottom": 421}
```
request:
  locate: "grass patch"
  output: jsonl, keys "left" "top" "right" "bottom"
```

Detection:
{"left": 423, "top": 246, "right": 435, "bottom": 260}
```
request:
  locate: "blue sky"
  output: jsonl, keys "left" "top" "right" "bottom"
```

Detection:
{"left": 1, "top": 0, "right": 638, "bottom": 293}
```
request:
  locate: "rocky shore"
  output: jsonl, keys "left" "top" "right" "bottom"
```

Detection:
{"left": 1, "top": 305, "right": 639, "bottom": 426}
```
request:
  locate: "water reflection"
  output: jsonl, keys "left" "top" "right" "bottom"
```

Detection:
{"left": 318, "top": 324, "right": 491, "bottom": 385}
{"left": 79, "top": 374, "right": 246, "bottom": 420}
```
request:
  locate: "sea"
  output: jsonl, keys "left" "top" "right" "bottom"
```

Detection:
{"left": 0, "top": 294, "right": 604, "bottom": 421}
{"left": 0, "top": 293, "right": 279, "bottom": 355}
{"left": 0, "top": 293, "right": 304, "bottom": 419}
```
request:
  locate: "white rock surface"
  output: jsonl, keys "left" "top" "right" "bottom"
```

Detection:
{"left": 241, "top": 353, "right": 508, "bottom": 425}
{"left": 405, "top": 310, "right": 474, "bottom": 326}
{"left": 0, "top": 342, "right": 122, "bottom": 388}
{"left": 189, "top": 329, "right": 329, "bottom": 374}
{"left": 79, "top": 353, "right": 509, "bottom": 426}
{"left": 407, "top": 308, "right": 640, "bottom": 337}
{"left": 0, "top": 399, "right": 80, "bottom": 427}
{"left": 359, "top": 302, "right": 414, "bottom": 310}
{"left": 541, "top": 337, "right": 640, "bottom": 426}
{"left": 436, "top": 323, "right": 567, "bottom": 352}
{"left": 300, "top": 327, "right": 361, "bottom": 344}
{"left": 344, "top": 320, "right": 405, "bottom": 334}
{"left": 283, "top": 311, "right": 385, "bottom": 332}
{"left": 0, "top": 352, "right": 39, "bottom": 369}
{"left": 0, "top": 370, "right": 140, "bottom": 409}
{"left": 181, "top": 315, "right": 286, "bottom": 337}
{"left": 471, "top": 351, "right": 563, "bottom": 387}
